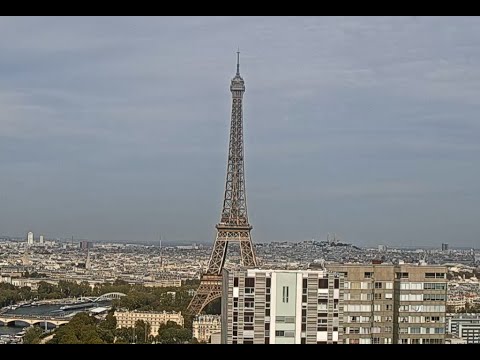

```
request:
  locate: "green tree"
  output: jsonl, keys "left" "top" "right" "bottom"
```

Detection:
{"left": 48, "top": 313, "right": 104, "bottom": 344}
{"left": 134, "top": 320, "right": 152, "bottom": 344}
{"left": 23, "top": 326, "right": 43, "bottom": 344}
{"left": 157, "top": 321, "right": 191, "bottom": 344}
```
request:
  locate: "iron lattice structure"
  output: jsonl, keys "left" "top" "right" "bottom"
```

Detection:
{"left": 187, "top": 53, "right": 257, "bottom": 315}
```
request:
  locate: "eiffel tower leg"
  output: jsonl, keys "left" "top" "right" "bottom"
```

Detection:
{"left": 186, "top": 275, "right": 222, "bottom": 315}
{"left": 207, "top": 236, "right": 228, "bottom": 275}
{"left": 240, "top": 236, "right": 257, "bottom": 267}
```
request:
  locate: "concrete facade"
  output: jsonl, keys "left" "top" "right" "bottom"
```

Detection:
{"left": 221, "top": 268, "right": 344, "bottom": 344}
{"left": 327, "top": 264, "right": 447, "bottom": 344}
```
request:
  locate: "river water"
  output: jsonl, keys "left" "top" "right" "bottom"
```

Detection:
{"left": 0, "top": 301, "right": 110, "bottom": 336}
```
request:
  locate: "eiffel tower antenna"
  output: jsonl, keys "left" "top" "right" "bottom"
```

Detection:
{"left": 187, "top": 51, "right": 257, "bottom": 315}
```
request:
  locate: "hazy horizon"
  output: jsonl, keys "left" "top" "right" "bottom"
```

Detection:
{"left": 1, "top": 16, "right": 479, "bottom": 247}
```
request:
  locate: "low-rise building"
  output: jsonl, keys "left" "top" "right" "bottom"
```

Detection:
{"left": 447, "top": 313, "right": 480, "bottom": 344}
{"left": 114, "top": 310, "right": 184, "bottom": 337}
{"left": 193, "top": 315, "right": 221, "bottom": 343}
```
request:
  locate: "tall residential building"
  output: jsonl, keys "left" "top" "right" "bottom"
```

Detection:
{"left": 447, "top": 313, "right": 480, "bottom": 344}
{"left": 79, "top": 241, "right": 93, "bottom": 250}
{"left": 326, "top": 264, "right": 447, "bottom": 344}
{"left": 39, "top": 235, "right": 44, "bottom": 244}
{"left": 27, "top": 231, "right": 34, "bottom": 245}
{"left": 192, "top": 315, "right": 221, "bottom": 343}
{"left": 114, "top": 310, "right": 184, "bottom": 337}
{"left": 441, "top": 243, "right": 449, "bottom": 251}
{"left": 221, "top": 268, "right": 344, "bottom": 344}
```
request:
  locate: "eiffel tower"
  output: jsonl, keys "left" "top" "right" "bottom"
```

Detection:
{"left": 187, "top": 51, "right": 257, "bottom": 315}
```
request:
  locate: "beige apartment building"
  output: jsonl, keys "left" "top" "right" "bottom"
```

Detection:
{"left": 326, "top": 264, "right": 447, "bottom": 344}
{"left": 114, "top": 310, "right": 184, "bottom": 337}
{"left": 192, "top": 315, "right": 222, "bottom": 343}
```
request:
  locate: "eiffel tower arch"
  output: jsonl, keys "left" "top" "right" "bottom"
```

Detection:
{"left": 187, "top": 52, "right": 257, "bottom": 315}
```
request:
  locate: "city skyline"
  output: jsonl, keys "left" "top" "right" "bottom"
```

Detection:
{"left": 1, "top": 17, "right": 479, "bottom": 247}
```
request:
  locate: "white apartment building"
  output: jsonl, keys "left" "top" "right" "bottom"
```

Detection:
{"left": 27, "top": 231, "right": 34, "bottom": 245}
{"left": 221, "top": 268, "right": 344, "bottom": 344}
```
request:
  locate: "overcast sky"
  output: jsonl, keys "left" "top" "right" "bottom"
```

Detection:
{"left": 0, "top": 16, "right": 479, "bottom": 247}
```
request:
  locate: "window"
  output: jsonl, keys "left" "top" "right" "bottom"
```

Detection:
{"left": 435, "top": 328, "right": 444, "bottom": 334}
{"left": 423, "top": 294, "right": 446, "bottom": 301}
{"left": 234, "top": 277, "right": 239, "bottom": 287}
{"left": 301, "top": 338, "right": 306, "bottom": 344}
{"left": 399, "top": 305, "right": 408, "bottom": 312}
{"left": 265, "top": 323, "right": 270, "bottom": 331}
{"left": 409, "top": 327, "right": 421, "bottom": 334}
{"left": 385, "top": 282, "right": 393, "bottom": 289}
{"left": 319, "top": 279, "right": 328, "bottom": 289}
{"left": 374, "top": 282, "right": 382, "bottom": 289}
{"left": 424, "top": 283, "right": 446, "bottom": 290}
{"left": 285, "top": 317, "right": 295, "bottom": 323}
{"left": 396, "top": 272, "right": 409, "bottom": 279}
{"left": 400, "top": 339, "right": 408, "bottom": 344}
{"left": 265, "top": 309, "right": 270, "bottom": 316}
{"left": 361, "top": 293, "right": 373, "bottom": 301}
{"left": 334, "top": 279, "right": 340, "bottom": 288}
{"left": 266, "top": 294, "right": 271, "bottom": 302}
{"left": 364, "top": 272, "right": 374, "bottom": 278}
{"left": 266, "top": 278, "right": 271, "bottom": 287}
{"left": 351, "top": 282, "right": 361, "bottom": 289}
{"left": 282, "top": 286, "right": 289, "bottom": 303}
{"left": 318, "top": 326, "right": 327, "bottom": 332}
{"left": 302, "top": 295, "right": 307, "bottom": 302}
{"left": 275, "top": 331, "right": 284, "bottom": 337}
{"left": 425, "top": 273, "right": 445, "bottom": 279}
{"left": 303, "top": 278, "right": 308, "bottom": 288}
{"left": 374, "top": 315, "right": 381, "bottom": 323}
{"left": 265, "top": 337, "right": 269, "bottom": 344}
{"left": 385, "top": 293, "right": 393, "bottom": 300}
{"left": 245, "top": 300, "right": 254, "bottom": 309}
{"left": 245, "top": 277, "right": 255, "bottom": 287}
{"left": 374, "top": 293, "right": 382, "bottom": 300}
{"left": 411, "top": 339, "right": 420, "bottom": 344}
{"left": 373, "top": 337, "right": 380, "bottom": 344}
{"left": 384, "top": 326, "right": 392, "bottom": 333}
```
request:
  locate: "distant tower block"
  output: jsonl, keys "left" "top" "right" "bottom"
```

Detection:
{"left": 441, "top": 243, "right": 449, "bottom": 251}
{"left": 39, "top": 235, "right": 44, "bottom": 244}
{"left": 187, "top": 51, "right": 257, "bottom": 315}
{"left": 27, "top": 231, "right": 34, "bottom": 245}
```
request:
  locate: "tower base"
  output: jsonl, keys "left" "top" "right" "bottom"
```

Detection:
{"left": 187, "top": 274, "right": 222, "bottom": 315}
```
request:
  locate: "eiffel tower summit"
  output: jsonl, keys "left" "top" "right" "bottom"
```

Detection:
{"left": 187, "top": 51, "right": 257, "bottom": 315}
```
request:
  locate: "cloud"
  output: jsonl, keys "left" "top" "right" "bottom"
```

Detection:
{"left": 0, "top": 16, "right": 479, "bottom": 247}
